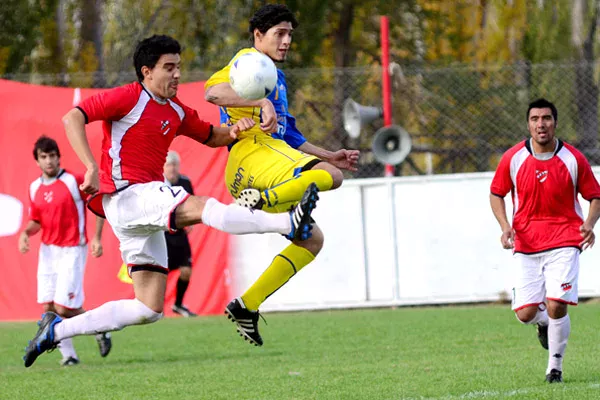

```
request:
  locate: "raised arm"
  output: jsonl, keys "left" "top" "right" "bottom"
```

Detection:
{"left": 205, "top": 83, "right": 277, "bottom": 133}
{"left": 62, "top": 109, "right": 99, "bottom": 195}
{"left": 298, "top": 142, "right": 360, "bottom": 172}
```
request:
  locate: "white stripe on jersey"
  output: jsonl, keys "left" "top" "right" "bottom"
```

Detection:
{"left": 509, "top": 146, "right": 530, "bottom": 215}
{"left": 167, "top": 99, "right": 185, "bottom": 121}
{"left": 557, "top": 146, "right": 584, "bottom": 220}
{"left": 59, "top": 172, "right": 86, "bottom": 245}
{"left": 29, "top": 178, "right": 43, "bottom": 204}
{"left": 109, "top": 91, "right": 151, "bottom": 190}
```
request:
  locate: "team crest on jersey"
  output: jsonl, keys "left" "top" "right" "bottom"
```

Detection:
{"left": 536, "top": 170, "right": 548, "bottom": 183}
{"left": 43, "top": 191, "right": 53, "bottom": 203}
{"left": 561, "top": 282, "right": 572, "bottom": 291}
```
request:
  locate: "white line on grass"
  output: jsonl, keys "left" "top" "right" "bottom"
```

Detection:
{"left": 401, "top": 383, "right": 600, "bottom": 400}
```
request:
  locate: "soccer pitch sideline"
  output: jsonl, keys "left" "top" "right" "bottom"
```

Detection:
{"left": 2, "top": 304, "right": 600, "bottom": 400}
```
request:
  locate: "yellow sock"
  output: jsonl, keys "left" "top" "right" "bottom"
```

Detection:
{"left": 262, "top": 170, "right": 333, "bottom": 207}
{"left": 241, "top": 244, "right": 315, "bottom": 310}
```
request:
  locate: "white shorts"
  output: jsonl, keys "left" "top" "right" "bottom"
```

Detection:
{"left": 102, "top": 181, "right": 190, "bottom": 269}
{"left": 512, "top": 247, "right": 580, "bottom": 311}
{"left": 37, "top": 244, "right": 88, "bottom": 309}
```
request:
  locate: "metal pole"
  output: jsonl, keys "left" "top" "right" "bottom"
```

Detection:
{"left": 380, "top": 16, "right": 394, "bottom": 177}
{"left": 359, "top": 185, "right": 371, "bottom": 301}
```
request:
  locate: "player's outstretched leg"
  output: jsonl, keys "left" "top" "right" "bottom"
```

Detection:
{"left": 236, "top": 170, "right": 331, "bottom": 210}
{"left": 95, "top": 332, "right": 112, "bottom": 357}
{"left": 23, "top": 312, "right": 62, "bottom": 367}
{"left": 224, "top": 183, "right": 320, "bottom": 346}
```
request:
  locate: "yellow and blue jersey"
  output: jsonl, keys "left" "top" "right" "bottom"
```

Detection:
{"left": 204, "top": 48, "right": 306, "bottom": 149}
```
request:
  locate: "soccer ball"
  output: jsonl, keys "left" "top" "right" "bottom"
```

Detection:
{"left": 229, "top": 52, "right": 277, "bottom": 100}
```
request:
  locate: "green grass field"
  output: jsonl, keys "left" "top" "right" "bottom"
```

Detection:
{"left": 1, "top": 303, "right": 600, "bottom": 400}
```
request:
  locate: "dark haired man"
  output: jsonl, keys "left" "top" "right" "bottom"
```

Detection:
{"left": 205, "top": 4, "right": 360, "bottom": 347}
{"left": 20, "top": 135, "right": 110, "bottom": 366}
{"left": 490, "top": 98, "right": 600, "bottom": 383}
{"left": 23, "top": 35, "right": 319, "bottom": 367}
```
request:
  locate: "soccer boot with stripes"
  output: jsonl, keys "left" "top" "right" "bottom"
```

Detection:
{"left": 285, "top": 183, "right": 319, "bottom": 241}
{"left": 23, "top": 312, "right": 62, "bottom": 367}
{"left": 225, "top": 297, "right": 263, "bottom": 346}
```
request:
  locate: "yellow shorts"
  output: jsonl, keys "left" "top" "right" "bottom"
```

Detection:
{"left": 225, "top": 135, "right": 319, "bottom": 212}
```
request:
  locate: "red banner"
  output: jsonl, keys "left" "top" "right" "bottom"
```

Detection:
{"left": 0, "top": 79, "right": 232, "bottom": 320}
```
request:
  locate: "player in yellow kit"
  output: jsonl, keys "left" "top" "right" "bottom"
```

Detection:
{"left": 205, "top": 4, "right": 359, "bottom": 346}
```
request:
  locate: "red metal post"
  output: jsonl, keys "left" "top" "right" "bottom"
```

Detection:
{"left": 380, "top": 16, "right": 394, "bottom": 177}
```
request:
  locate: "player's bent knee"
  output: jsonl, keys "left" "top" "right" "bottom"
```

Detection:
{"left": 176, "top": 195, "right": 210, "bottom": 228}
{"left": 312, "top": 162, "right": 344, "bottom": 189}
{"left": 297, "top": 224, "right": 324, "bottom": 255}
{"left": 515, "top": 308, "right": 537, "bottom": 324}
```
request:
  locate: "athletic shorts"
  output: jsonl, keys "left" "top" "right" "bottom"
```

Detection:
{"left": 226, "top": 135, "right": 320, "bottom": 213}
{"left": 166, "top": 239, "right": 193, "bottom": 270}
{"left": 37, "top": 244, "right": 87, "bottom": 309}
{"left": 511, "top": 247, "right": 580, "bottom": 311}
{"left": 102, "top": 181, "right": 190, "bottom": 270}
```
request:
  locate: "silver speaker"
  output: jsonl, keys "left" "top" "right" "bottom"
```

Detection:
{"left": 342, "top": 98, "right": 383, "bottom": 139}
{"left": 372, "top": 125, "right": 412, "bottom": 165}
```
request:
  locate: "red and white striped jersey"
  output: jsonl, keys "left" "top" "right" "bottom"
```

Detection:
{"left": 491, "top": 139, "right": 600, "bottom": 254}
{"left": 29, "top": 170, "right": 87, "bottom": 247}
{"left": 76, "top": 82, "right": 212, "bottom": 217}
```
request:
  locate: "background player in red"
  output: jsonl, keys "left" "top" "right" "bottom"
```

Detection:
{"left": 163, "top": 150, "right": 197, "bottom": 317}
{"left": 490, "top": 98, "right": 600, "bottom": 383}
{"left": 19, "top": 135, "right": 111, "bottom": 366}
{"left": 23, "top": 35, "right": 318, "bottom": 367}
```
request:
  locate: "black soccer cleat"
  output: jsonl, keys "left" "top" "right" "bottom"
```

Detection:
{"left": 545, "top": 369, "right": 563, "bottom": 383}
{"left": 60, "top": 356, "right": 80, "bottom": 367}
{"left": 172, "top": 304, "right": 198, "bottom": 317}
{"left": 23, "top": 312, "right": 62, "bottom": 367}
{"left": 225, "top": 298, "right": 263, "bottom": 346}
{"left": 285, "top": 183, "right": 319, "bottom": 241}
{"left": 537, "top": 323, "right": 549, "bottom": 350}
{"left": 236, "top": 188, "right": 265, "bottom": 210}
{"left": 95, "top": 332, "right": 112, "bottom": 358}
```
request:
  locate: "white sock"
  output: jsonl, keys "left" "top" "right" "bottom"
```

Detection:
{"left": 547, "top": 314, "right": 570, "bottom": 374}
{"left": 54, "top": 299, "right": 162, "bottom": 341}
{"left": 57, "top": 338, "right": 78, "bottom": 360}
{"left": 201, "top": 197, "right": 291, "bottom": 235}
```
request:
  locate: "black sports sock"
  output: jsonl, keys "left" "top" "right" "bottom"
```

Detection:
{"left": 175, "top": 278, "right": 190, "bottom": 307}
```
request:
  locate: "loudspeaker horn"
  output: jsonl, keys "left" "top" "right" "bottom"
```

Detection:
{"left": 343, "top": 98, "right": 383, "bottom": 139}
{"left": 372, "top": 125, "right": 412, "bottom": 165}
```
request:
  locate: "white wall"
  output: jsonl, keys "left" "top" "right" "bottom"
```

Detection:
{"left": 230, "top": 169, "right": 600, "bottom": 312}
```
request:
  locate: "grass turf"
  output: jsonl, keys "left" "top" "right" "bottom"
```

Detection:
{"left": 1, "top": 303, "right": 600, "bottom": 400}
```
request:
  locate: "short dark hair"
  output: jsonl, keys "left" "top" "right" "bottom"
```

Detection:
{"left": 33, "top": 135, "right": 60, "bottom": 160}
{"left": 133, "top": 35, "right": 181, "bottom": 82}
{"left": 249, "top": 4, "right": 298, "bottom": 42}
{"left": 527, "top": 98, "right": 558, "bottom": 123}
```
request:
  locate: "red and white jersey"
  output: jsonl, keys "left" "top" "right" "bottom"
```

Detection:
{"left": 76, "top": 82, "right": 212, "bottom": 216}
{"left": 491, "top": 139, "right": 600, "bottom": 254}
{"left": 29, "top": 170, "right": 87, "bottom": 247}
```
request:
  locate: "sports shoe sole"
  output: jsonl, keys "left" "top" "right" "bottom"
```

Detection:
{"left": 224, "top": 308, "right": 262, "bottom": 347}
{"left": 236, "top": 188, "right": 264, "bottom": 210}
